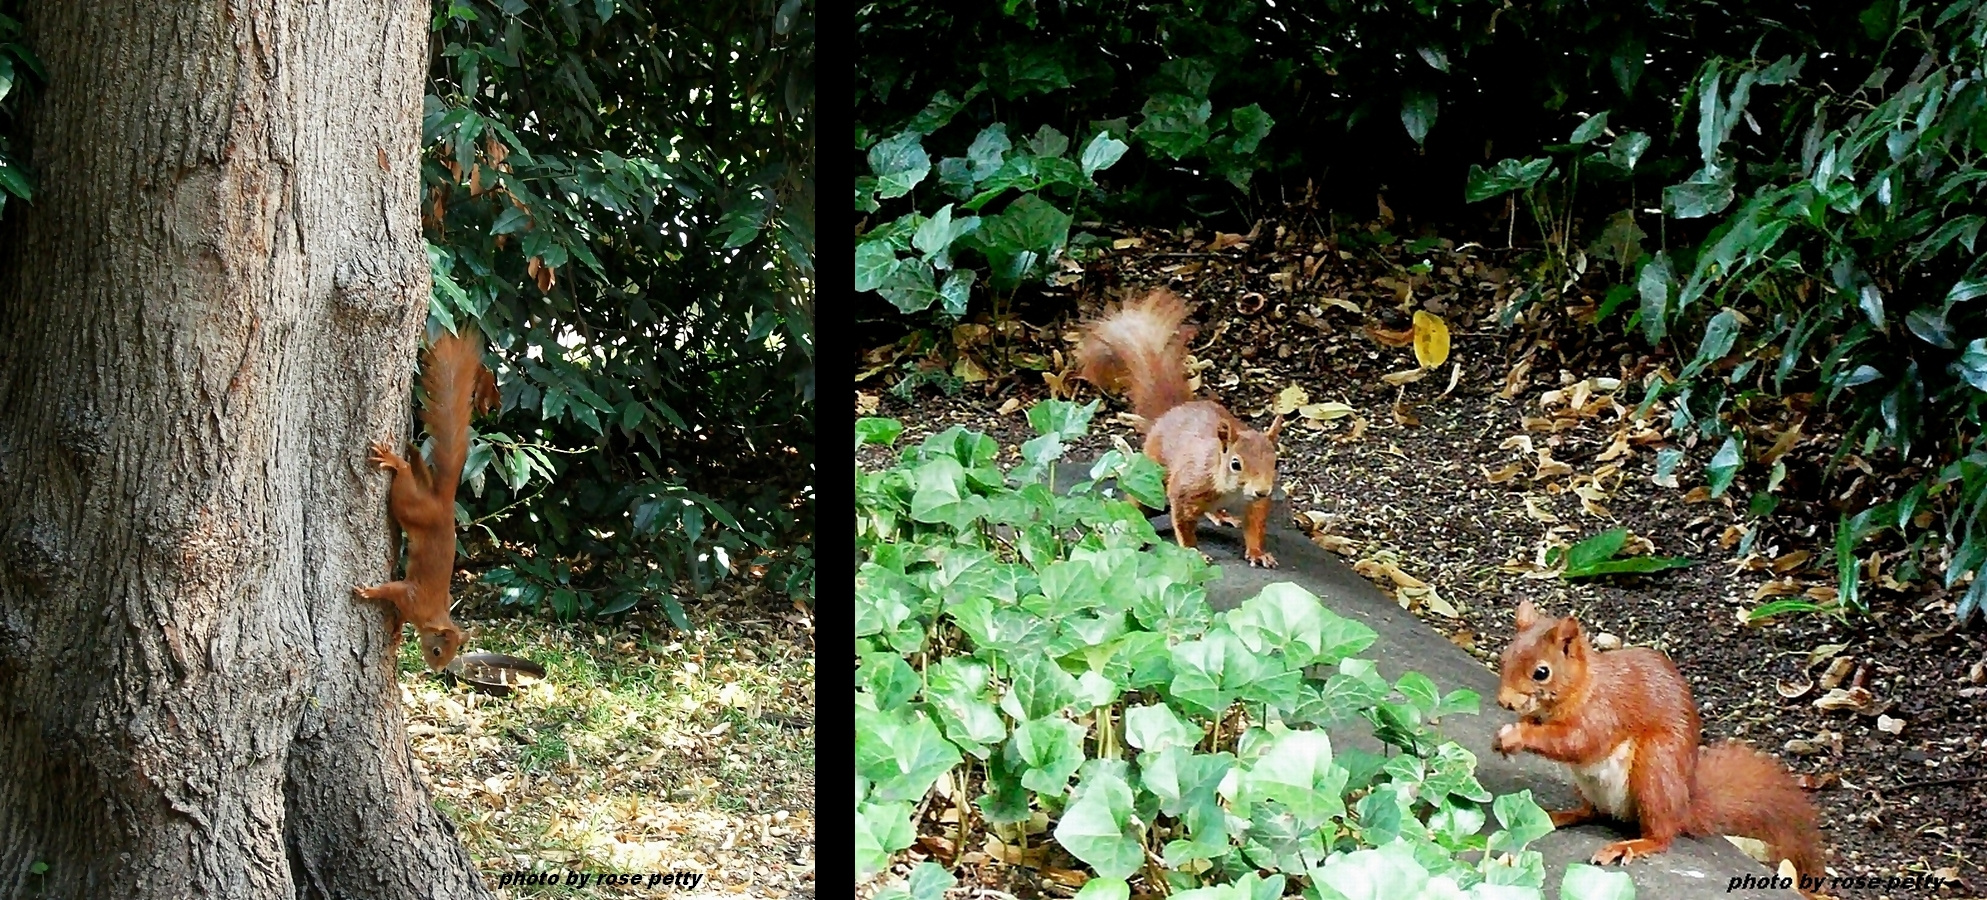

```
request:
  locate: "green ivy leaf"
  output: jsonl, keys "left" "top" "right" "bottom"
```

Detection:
{"left": 1706, "top": 435, "right": 1743, "bottom": 498}
{"left": 1124, "top": 703, "right": 1202, "bottom": 752}
{"left": 1053, "top": 769, "right": 1144, "bottom": 879}
{"left": 1560, "top": 863, "right": 1637, "bottom": 900}
{"left": 1226, "top": 582, "right": 1331, "bottom": 667}
{"left": 1000, "top": 653, "right": 1080, "bottom": 721}
{"left": 854, "top": 239, "right": 900, "bottom": 292}
{"left": 869, "top": 131, "right": 931, "bottom": 199}
{"left": 1663, "top": 174, "right": 1735, "bottom": 218}
{"left": 1464, "top": 157, "right": 1553, "bottom": 203}
{"left": 1569, "top": 111, "right": 1610, "bottom": 144}
{"left": 854, "top": 705, "right": 961, "bottom": 802}
{"left": 1236, "top": 728, "right": 1348, "bottom": 826}
{"left": 965, "top": 124, "right": 1012, "bottom": 180}
{"left": 1610, "top": 131, "right": 1652, "bottom": 171}
{"left": 1080, "top": 131, "right": 1130, "bottom": 178}
{"left": 855, "top": 417, "right": 903, "bottom": 447}
{"left": 1133, "top": 94, "right": 1213, "bottom": 159}
{"left": 1400, "top": 88, "right": 1438, "bottom": 146}
{"left": 1638, "top": 253, "right": 1674, "bottom": 343}
{"left": 1008, "top": 716, "right": 1085, "bottom": 793}
{"left": 1489, "top": 789, "right": 1554, "bottom": 852}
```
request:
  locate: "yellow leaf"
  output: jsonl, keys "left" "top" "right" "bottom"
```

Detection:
{"left": 1300, "top": 401, "right": 1355, "bottom": 421}
{"left": 1412, "top": 310, "right": 1451, "bottom": 369}
{"left": 1275, "top": 384, "right": 1310, "bottom": 415}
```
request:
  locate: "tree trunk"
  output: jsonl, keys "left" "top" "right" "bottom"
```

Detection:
{"left": 0, "top": 3, "right": 492, "bottom": 897}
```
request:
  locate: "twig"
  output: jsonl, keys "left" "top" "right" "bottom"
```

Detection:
{"left": 1895, "top": 774, "right": 1987, "bottom": 790}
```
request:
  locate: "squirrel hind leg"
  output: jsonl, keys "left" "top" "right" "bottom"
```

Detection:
{"left": 1592, "top": 837, "right": 1673, "bottom": 866}
{"left": 1548, "top": 800, "right": 1598, "bottom": 829}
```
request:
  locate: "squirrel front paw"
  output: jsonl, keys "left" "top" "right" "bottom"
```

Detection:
{"left": 366, "top": 440, "right": 400, "bottom": 470}
{"left": 1495, "top": 723, "right": 1525, "bottom": 756}
{"left": 1246, "top": 548, "right": 1278, "bottom": 568}
{"left": 1205, "top": 509, "right": 1242, "bottom": 527}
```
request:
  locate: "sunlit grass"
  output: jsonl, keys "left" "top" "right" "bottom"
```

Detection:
{"left": 394, "top": 593, "right": 815, "bottom": 897}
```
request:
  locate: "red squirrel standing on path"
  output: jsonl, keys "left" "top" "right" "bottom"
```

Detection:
{"left": 354, "top": 324, "right": 499, "bottom": 670}
{"left": 1495, "top": 600, "right": 1825, "bottom": 889}
{"left": 1077, "top": 289, "right": 1284, "bottom": 567}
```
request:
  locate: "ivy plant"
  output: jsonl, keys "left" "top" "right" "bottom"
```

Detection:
{"left": 855, "top": 401, "right": 1636, "bottom": 900}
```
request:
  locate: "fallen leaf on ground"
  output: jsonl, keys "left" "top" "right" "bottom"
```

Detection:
{"left": 1275, "top": 384, "right": 1310, "bottom": 415}
{"left": 1300, "top": 401, "right": 1354, "bottom": 421}
{"left": 1412, "top": 310, "right": 1451, "bottom": 369}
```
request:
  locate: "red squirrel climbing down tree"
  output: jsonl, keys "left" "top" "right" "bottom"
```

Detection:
{"left": 1495, "top": 600, "right": 1825, "bottom": 890}
{"left": 1077, "top": 289, "right": 1283, "bottom": 567}
{"left": 354, "top": 325, "right": 500, "bottom": 671}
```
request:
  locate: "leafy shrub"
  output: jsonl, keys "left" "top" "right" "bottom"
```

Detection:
{"left": 1470, "top": 1, "right": 1987, "bottom": 622}
{"left": 855, "top": 105, "right": 1130, "bottom": 317}
{"left": 855, "top": 402, "right": 1637, "bottom": 900}
{"left": 422, "top": 0, "right": 815, "bottom": 618}
{"left": 0, "top": 10, "right": 41, "bottom": 217}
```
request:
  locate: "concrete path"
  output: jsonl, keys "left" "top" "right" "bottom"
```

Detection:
{"left": 1146, "top": 495, "right": 1805, "bottom": 899}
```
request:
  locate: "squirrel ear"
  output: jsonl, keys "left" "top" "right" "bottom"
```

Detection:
{"left": 1550, "top": 616, "right": 1584, "bottom": 654}
{"left": 1265, "top": 415, "right": 1284, "bottom": 441}
{"left": 1216, "top": 420, "right": 1235, "bottom": 446}
{"left": 1514, "top": 599, "right": 1539, "bottom": 630}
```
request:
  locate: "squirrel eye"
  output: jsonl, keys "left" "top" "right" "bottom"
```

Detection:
{"left": 1532, "top": 664, "right": 1551, "bottom": 682}
{"left": 1229, "top": 457, "right": 1242, "bottom": 472}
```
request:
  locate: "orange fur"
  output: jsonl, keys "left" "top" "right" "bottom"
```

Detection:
{"left": 1496, "top": 601, "right": 1824, "bottom": 890}
{"left": 353, "top": 325, "right": 495, "bottom": 670}
{"left": 1076, "top": 289, "right": 1283, "bottom": 567}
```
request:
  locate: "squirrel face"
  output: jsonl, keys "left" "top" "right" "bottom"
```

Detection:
{"left": 1497, "top": 600, "right": 1591, "bottom": 720}
{"left": 1221, "top": 415, "right": 1283, "bottom": 499}
{"left": 421, "top": 625, "right": 466, "bottom": 671}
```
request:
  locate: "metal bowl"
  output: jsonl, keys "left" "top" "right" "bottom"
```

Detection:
{"left": 443, "top": 652, "right": 547, "bottom": 695}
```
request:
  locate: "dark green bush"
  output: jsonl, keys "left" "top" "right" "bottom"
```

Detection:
{"left": 425, "top": 0, "right": 815, "bottom": 621}
{"left": 1471, "top": 0, "right": 1987, "bottom": 621}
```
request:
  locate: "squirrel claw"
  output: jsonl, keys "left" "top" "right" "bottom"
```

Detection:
{"left": 1591, "top": 842, "right": 1635, "bottom": 866}
{"left": 1205, "top": 510, "right": 1242, "bottom": 527}
{"left": 1246, "top": 550, "right": 1278, "bottom": 568}
{"left": 366, "top": 440, "right": 398, "bottom": 469}
{"left": 1494, "top": 723, "right": 1524, "bottom": 756}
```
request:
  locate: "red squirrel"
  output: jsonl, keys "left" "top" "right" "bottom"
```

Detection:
{"left": 1077, "top": 289, "right": 1284, "bottom": 567}
{"left": 354, "top": 324, "right": 499, "bottom": 670}
{"left": 1495, "top": 600, "right": 1825, "bottom": 888}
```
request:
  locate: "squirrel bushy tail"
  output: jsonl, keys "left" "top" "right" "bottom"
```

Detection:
{"left": 1077, "top": 289, "right": 1194, "bottom": 422}
{"left": 419, "top": 324, "right": 498, "bottom": 486}
{"left": 1693, "top": 740, "right": 1825, "bottom": 882}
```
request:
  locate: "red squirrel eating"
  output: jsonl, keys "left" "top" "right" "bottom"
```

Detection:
{"left": 1495, "top": 600, "right": 1825, "bottom": 889}
{"left": 354, "top": 324, "right": 499, "bottom": 670}
{"left": 1076, "top": 289, "right": 1283, "bottom": 567}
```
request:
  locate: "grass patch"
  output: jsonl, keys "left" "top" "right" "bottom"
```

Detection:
{"left": 394, "top": 591, "right": 815, "bottom": 896}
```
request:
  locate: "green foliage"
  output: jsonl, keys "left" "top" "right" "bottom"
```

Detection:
{"left": 1547, "top": 529, "right": 1693, "bottom": 580}
{"left": 1462, "top": 1, "right": 1987, "bottom": 623}
{"left": 423, "top": 0, "right": 814, "bottom": 615}
{"left": 0, "top": 11, "right": 43, "bottom": 217}
{"left": 856, "top": 109, "right": 1134, "bottom": 319}
{"left": 855, "top": 402, "right": 1626, "bottom": 899}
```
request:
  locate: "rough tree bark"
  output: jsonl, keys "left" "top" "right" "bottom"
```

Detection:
{"left": 0, "top": 2, "right": 493, "bottom": 898}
